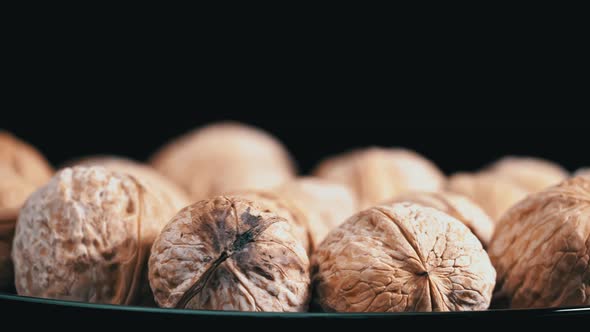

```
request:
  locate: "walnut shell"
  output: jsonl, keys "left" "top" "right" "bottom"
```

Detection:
{"left": 312, "top": 203, "right": 496, "bottom": 312}
{"left": 151, "top": 122, "right": 296, "bottom": 201}
{"left": 275, "top": 177, "right": 357, "bottom": 247}
{"left": 12, "top": 166, "right": 179, "bottom": 305}
{"left": 70, "top": 156, "right": 190, "bottom": 212}
{"left": 388, "top": 191, "right": 494, "bottom": 247}
{"left": 0, "top": 132, "right": 53, "bottom": 290}
{"left": 486, "top": 156, "right": 568, "bottom": 192}
{"left": 446, "top": 172, "right": 529, "bottom": 222}
{"left": 313, "top": 148, "right": 445, "bottom": 209}
{"left": 228, "top": 190, "right": 311, "bottom": 253}
{"left": 149, "top": 196, "right": 310, "bottom": 311}
{"left": 574, "top": 168, "right": 590, "bottom": 178}
{"left": 488, "top": 176, "right": 590, "bottom": 308}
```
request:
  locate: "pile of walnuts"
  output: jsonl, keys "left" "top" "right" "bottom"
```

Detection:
{"left": 1, "top": 123, "right": 589, "bottom": 313}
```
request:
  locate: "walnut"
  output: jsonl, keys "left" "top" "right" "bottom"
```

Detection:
{"left": 148, "top": 196, "right": 310, "bottom": 311}
{"left": 12, "top": 166, "right": 180, "bottom": 305}
{"left": 69, "top": 156, "right": 190, "bottom": 212}
{"left": 388, "top": 191, "right": 494, "bottom": 247}
{"left": 485, "top": 156, "right": 568, "bottom": 192}
{"left": 275, "top": 177, "right": 357, "bottom": 247}
{"left": 574, "top": 168, "right": 590, "bottom": 178}
{"left": 0, "top": 132, "right": 53, "bottom": 290}
{"left": 150, "top": 122, "right": 296, "bottom": 201}
{"left": 312, "top": 203, "right": 496, "bottom": 312}
{"left": 488, "top": 176, "right": 590, "bottom": 308}
{"left": 313, "top": 148, "right": 445, "bottom": 209}
{"left": 446, "top": 172, "right": 529, "bottom": 222}
{"left": 228, "top": 190, "right": 311, "bottom": 253}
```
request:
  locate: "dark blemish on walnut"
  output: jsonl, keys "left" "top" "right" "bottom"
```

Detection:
{"left": 126, "top": 200, "right": 135, "bottom": 214}
{"left": 102, "top": 250, "right": 116, "bottom": 261}
{"left": 241, "top": 208, "right": 262, "bottom": 228}
{"left": 252, "top": 266, "right": 274, "bottom": 281}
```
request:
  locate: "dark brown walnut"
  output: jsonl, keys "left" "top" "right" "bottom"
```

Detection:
{"left": 488, "top": 176, "right": 590, "bottom": 308}
{"left": 12, "top": 166, "right": 179, "bottom": 305}
{"left": 312, "top": 203, "right": 496, "bottom": 312}
{"left": 275, "top": 177, "right": 357, "bottom": 248}
{"left": 485, "top": 156, "right": 568, "bottom": 192}
{"left": 69, "top": 156, "right": 190, "bottom": 212}
{"left": 149, "top": 196, "right": 310, "bottom": 311}
{"left": 446, "top": 172, "right": 529, "bottom": 222}
{"left": 388, "top": 191, "right": 494, "bottom": 247}
{"left": 229, "top": 190, "right": 311, "bottom": 253}
{"left": 150, "top": 122, "right": 296, "bottom": 201}
{"left": 0, "top": 132, "right": 53, "bottom": 290}
{"left": 313, "top": 147, "right": 445, "bottom": 209}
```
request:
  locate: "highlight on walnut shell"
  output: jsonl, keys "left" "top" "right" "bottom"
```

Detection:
{"left": 484, "top": 156, "right": 568, "bottom": 192}
{"left": 275, "top": 177, "right": 357, "bottom": 248}
{"left": 228, "top": 190, "right": 311, "bottom": 254}
{"left": 313, "top": 147, "right": 445, "bottom": 209}
{"left": 68, "top": 156, "right": 190, "bottom": 212}
{"left": 150, "top": 122, "right": 296, "bottom": 201}
{"left": 11, "top": 166, "right": 181, "bottom": 305}
{"left": 0, "top": 131, "right": 53, "bottom": 290}
{"left": 387, "top": 191, "right": 494, "bottom": 247}
{"left": 148, "top": 196, "right": 311, "bottom": 312}
{"left": 312, "top": 203, "right": 496, "bottom": 312}
{"left": 488, "top": 176, "right": 590, "bottom": 309}
{"left": 446, "top": 172, "right": 529, "bottom": 222}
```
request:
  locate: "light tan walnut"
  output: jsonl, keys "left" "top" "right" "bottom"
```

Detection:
{"left": 313, "top": 148, "right": 444, "bottom": 209}
{"left": 12, "top": 166, "right": 179, "bottom": 305}
{"left": 149, "top": 196, "right": 310, "bottom": 312}
{"left": 446, "top": 172, "right": 529, "bottom": 222}
{"left": 275, "top": 177, "right": 357, "bottom": 248}
{"left": 485, "top": 156, "right": 568, "bottom": 192}
{"left": 150, "top": 122, "right": 296, "bottom": 201}
{"left": 0, "top": 131, "right": 53, "bottom": 290}
{"left": 488, "top": 176, "right": 590, "bottom": 308}
{"left": 312, "top": 203, "right": 495, "bottom": 312}
{"left": 70, "top": 156, "right": 190, "bottom": 212}
{"left": 388, "top": 191, "right": 494, "bottom": 247}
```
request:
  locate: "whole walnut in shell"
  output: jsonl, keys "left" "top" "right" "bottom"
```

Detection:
{"left": 12, "top": 166, "right": 180, "bottom": 304}
{"left": 149, "top": 196, "right": 310, "bottom": 311}
{"left": 388, "top": 191, "right": 494, "bottom": 247}
{"left": 446, "top": 172, "right": 529, "bottom": 222}
{"left": 488, "top": 176, "right": 590, "bottom": 308}
{"left": 0, "top": 131, "right": 53, "bottom": 290}
{"left": 312, "top": 203, "right": 496, "bottom": 312}
{"left": 313, "top": 148, "right": 445, "bottom": 209}
{"left": 69, "top": 156, "right": 190, "bottom": 212}
{"left": 275, "top": 177, "right": 357, "bottom": 247}
{"left": 151, "top": 122, "right": 296, "bottom": 201}
{"left": 485, "top": 156, "right": 568, "bottom": 192}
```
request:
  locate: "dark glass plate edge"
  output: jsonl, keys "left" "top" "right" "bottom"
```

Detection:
{"left": 1, "top": 293, "right": 589, "bottom": 318}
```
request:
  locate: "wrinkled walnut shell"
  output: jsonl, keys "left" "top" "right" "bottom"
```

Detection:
{"left": 485, "top": 156, "right": 568, "bottom": 192}
{"left": 388, "top": 191, "right": 494, "bottom": 247}
{"left": 149, "top": 196, "right": 311, "bottom": 311}
{"left": 275, "top": 177, "right": 357, "bottom": 247}
{"left": 0, "top": 132, "right": 53, "bottom": 290}
{"left": 488, "top": 176, "right": 590, "bottom": 308}
{"left": 12, "top": 166, "right": 179, "bottom": 305}
{"left": 314, "top": 148, "right": 445, "bottom": 209}
{"left": 70, "top": 156, "right": 190, "bottom": 212}
{"left": 312, "top": 203, "right": 496, "bottom": 312}
{"left": 151, "top": 122, "right": 296, "bottom": 201}
{"left": 446, "top": 172, "right": 529, "bottom": 222}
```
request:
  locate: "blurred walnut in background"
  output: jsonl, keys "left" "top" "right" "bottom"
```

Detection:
{"left": 388, "top": 191, "right": 494, "bottom": 247}
{"left": 313, "top": 148, "right": 445, "bottom": 209}
{"left": 446, "top": 172, "right": 529, "bottom": 222}
{"left": 312, "top": 203, "right": 495, "bottom": 312}
{"left": 151, "top": 122, "right": 296, "bottom": 202}
{"left": 12, "top": 166, "right": 181, "bottom": 305}
{"left": 0, "top": 131, "right": 53, "bottom": 290}
{"left": 489, "top": 176, "right": 590, "bottom": 308}
{"left": 574, "top": 168, "right": 590, "bottom": 178}
{"left": 484, "top": 156, "right": 568, "bottom": 192}
{"left": 149, "top": 196, "right": 310, "bottom": 312}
